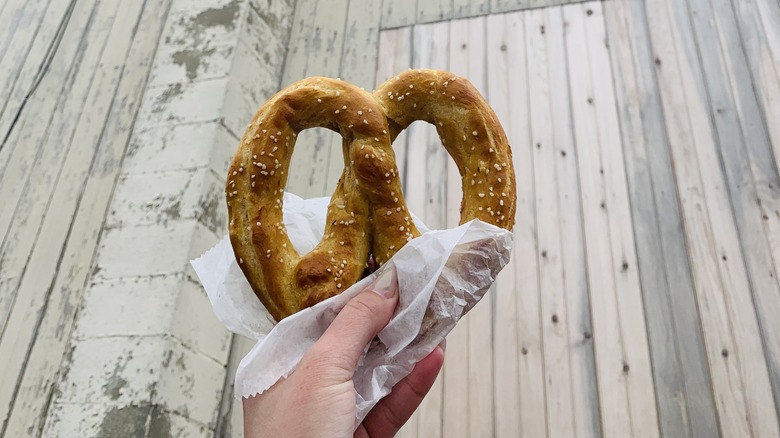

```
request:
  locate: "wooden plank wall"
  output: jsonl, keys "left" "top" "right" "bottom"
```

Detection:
{"left": 0, "top": 0, "right": 173, "bottom": 435}
{"left": 216, "top": 0, "right": 780, "bottom": 436}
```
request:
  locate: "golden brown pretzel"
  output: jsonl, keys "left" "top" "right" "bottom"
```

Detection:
{"left": 226, "top": 70, "right": 515, "bottom": 321}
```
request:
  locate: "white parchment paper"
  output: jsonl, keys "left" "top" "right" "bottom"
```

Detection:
{"left": 191, "top": 192, "right": 513, "bottom": 426}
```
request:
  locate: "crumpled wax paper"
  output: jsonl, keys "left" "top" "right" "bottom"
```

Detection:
{"left": 191, "top": 192, "right": 513, "bottom": 426}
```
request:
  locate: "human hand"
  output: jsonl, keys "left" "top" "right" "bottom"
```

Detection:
{"left": 243, "top": 269, "right": 445, "bottom": 437}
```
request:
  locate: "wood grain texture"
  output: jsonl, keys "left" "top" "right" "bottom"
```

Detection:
{"left": 687, "top": 0, "right": 780, "bottom": 414}
{"left": 603, "top": 0, "right": 720, "bottom": 436}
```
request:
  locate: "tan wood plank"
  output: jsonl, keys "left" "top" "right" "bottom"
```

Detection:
{"left": 0, "top": 2, "right": 172, "bottom": 435}
{"left": 441, "top": 18, "right": 473, "bottom": 438}
{"left": 689, "top": 0, "right": 780, "bottom": 411}
{"left": 0, "top": 0, "right": 128, "bottom": 428}
{"left": 602, "top": 0, "right": 720, "bottom": 435}
{"left": 411, "top": 20, "right": 450, "bottom": 438}
{"left": 526, "top": 8, "right": 576, "bottom": 436}
{"left": 584, "top": 5, "right": 660, "bottom": 436}
{"left": 647, "top": 0, "right": 780, "bottom": 434}
{"left": 0, "top": 0, "right": 106, "bottom": 339}
{"left": 485, "top": 14, "right": 522, "bottom": 437}
{"left": 545, "top": 6, "right": 601, "bottom": 437}
{"left": 562, "top": 4, "right": 634, "bottom": 436}
{"left": 505, "top": 10, "right": 547, "bottom": 438}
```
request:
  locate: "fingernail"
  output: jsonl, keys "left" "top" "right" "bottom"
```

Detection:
{"left": 439, "top": 339, "right": 447, "bottom": 352}
{"left": 369, "top": 269, "right": 397, "bottom": 299}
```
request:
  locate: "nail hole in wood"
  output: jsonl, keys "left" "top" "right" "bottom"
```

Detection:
{"left": 551, "top": 314, "right": 559, "bottom": 323}
{"left": 521, "top": 347, "right": 528, "bottom": 355}
{"left": 560, "top": 150, "right": 566, "bottom": 157}
{"left": 583, "top": 332, "right": 592, "bottom": 340}
{"left": 721, "top": 349, "right": 728, "bottom": 358}
{"left": 622, "top": 363, "right": 630, "bottom": 373}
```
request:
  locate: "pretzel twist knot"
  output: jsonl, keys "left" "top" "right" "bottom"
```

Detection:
{"left": 226, "top": 69, "right": 516, "bottom": 321}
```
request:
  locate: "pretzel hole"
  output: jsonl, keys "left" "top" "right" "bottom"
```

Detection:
{"left": 397, "top": 121, "right": 463, "bottom": 230}
{"left": 285, "top": 127, "right": 344, "bottom": 198}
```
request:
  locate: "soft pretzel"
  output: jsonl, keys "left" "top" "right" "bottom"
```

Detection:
{"left": 226, "top": 70, "right": 515, "bottom": 321}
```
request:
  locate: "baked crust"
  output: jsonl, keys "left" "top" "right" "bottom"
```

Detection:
{"left": 226, "top": 70, "right": 516, "bottom": 321}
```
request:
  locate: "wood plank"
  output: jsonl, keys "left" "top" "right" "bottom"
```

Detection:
{"left": 583, "top": 4, "right": 660, "bottom": 436}
{"left": 490, "top": 0, "right": 527, "bottom": 14}
{"left": 0, "top": 0, "right": 125, "bottom": 428}
{"left": 414, "top": 20, "right": 450, "bottom": 438}
{"left": 465, "top": 16, "right": 495, "bottom": 438}
{"left": 562, "top": 4, "right": 635, "bottom": 436}
{"left": 381, "top": 0, "right": 417, "bottom": 29}
{"left": 688, "top": 0, "right": 780, "bottom": 413}
{"left": 441, "top": 18, "right": 473, "bottom": 438}
{"left": 646, "top": 0, "right": 779, "bottom": 434}
{"left": 323, "top": 0, "right": 383, "bottom": 195}
{"left": 546, "top": 6, "right": 601, "bottom": 437}
{"left": 0, "top": 1, "right": 172, "bottom": 435}
{"left": 485, "top": 14, "right": 521, "bottom": 437}
{"left": 526, "top": 8, "right": 576, "bottom": 437}
{"left": 730, "top": 0, "right": 780, "bottom": 173}
{"left": 0, "top": 0, "right": 105, "bottom": 339}
{"left": 505, "top": 9, "right": 547, "bottom": 438}
{"left": 0, "top": 0, "right": 76, "bottom": 151}
{"left": 602, "top": 0, "right": 719, "bottom": 436}
{"left": 453, "top": 0, "right": 489, "bottom": 19}
{"left": 0, "top": 0, "right": 51, "bottom": 134}
{"left": 416, "top": 0, "right": 451, "bottom": 25}
{"left": 375, "top": 27, "right": 413, "bottom": 194}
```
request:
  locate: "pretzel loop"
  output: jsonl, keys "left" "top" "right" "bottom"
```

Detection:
{"left": 227, "top": 70, "right": 516, "bottom": 321}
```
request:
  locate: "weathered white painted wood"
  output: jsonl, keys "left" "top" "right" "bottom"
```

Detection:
{"left": 647, "top": 0, "right": 780, "bottom": 434}
{"left": 0, "top": 0, "right": 111, "bottom": 342}
{"left": 688, "top": 0, "right": 780, "bottom": 412}
{"left": 603, "top": 1, "right": 720, "bottom": 436}
{"left": 0, "top": 0, "right": 99, "bottom": 270}
{"left": 731, "top": 0, "right": 780, "bottom": 173}
{"left": 485, "top": 14, "right": 518, "bottom": 437}
{"left": 323, "top": 0, "right": 383, "bottom": 196}
{"left": 0, "top": 0, "right": 58, "bottom": 139}
{"left": 563, "top": 4, "right": 635, "bottom": 436}
{"left": 526, "top": 8, "right": 577, "bottom": 437}
{"left": 381, "top": 0, "right": 417, "bottom": 29}
{"left": 375, "top": 27, "right": 413, "bottom": 187}
{"left": 417, "top": 0, "right": 451, "bottom": 24}
{"left": 453, "top": 0, "right": 489, "bottom": 19}
{"left": 546, "top": 6, "right": 601, "bottom": 437}
{"left": 503, "top": 10, "right": 548, "bottom": 438}
{"left": 586, "top": 4, "right": 660, "bottom": 436}
{"left": 0, "top": 0, "right": 136, "bottom": 430}
{"left": 440, "top": 18, "right": 473, "bottom": 438}
{"left": 490, "top": 0, "right": 528, "bottom": 14}
{"left": 221, "top": 335, "right": 254, "bottom": 438}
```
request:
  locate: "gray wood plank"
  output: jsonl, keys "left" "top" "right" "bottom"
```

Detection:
{"left": 603, "top": 1, "right": 719, "bottom": 436}
{"left": 545, "top": 6, "right": 601, "bottom": 437}
{"left": 0, "top": 0, "right": 124, "bottom": 429}
{"left": 282, "top": 0, "right": 348, "bottom": 199}
{"left": 0, "top": 0, "right": 104, "bottom": 339}
{"left": 417, "top": 0, "right": 451, "bottom": 24}
{"left": 687, "top": 0, "right": 780, "bottom": 413}
{"left": 453, "top": 0, "right": 489, "bottom": 19}
{"left": 381, "top": 0, "right": 416, "bottom": 29}
{"left": 730, "top": 0, "right": 780, "bottom": 173}
{"left": 323, "top": 0, "right": 383, "bottom": 195}
{"left": 490, "top": 0, "right": 529, "bottom": 14}
{"left": 0, "top": 2, "right": 172, "bottom": 435}
{"left": 647, "top": 0, "right": 780, "bottom": 433}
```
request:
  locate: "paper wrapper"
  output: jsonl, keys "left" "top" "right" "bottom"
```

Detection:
{"left": 191, "top": 193, "right": 513, "bottom": 427}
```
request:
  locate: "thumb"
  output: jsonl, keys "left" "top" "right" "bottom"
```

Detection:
{"left": 303, "top": 269, "right": 398, "bottom": 377}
